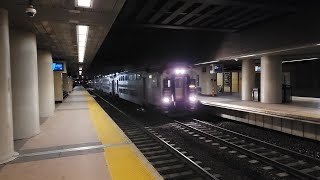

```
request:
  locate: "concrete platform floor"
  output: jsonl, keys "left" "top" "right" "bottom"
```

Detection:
{"left": 0, "top": 86, "right": 160, "bottom": 180}
{"left": 198, "top": 95, "right": 320, "bottom": 124}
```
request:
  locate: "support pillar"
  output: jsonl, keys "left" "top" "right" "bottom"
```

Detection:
{"left": 10, "top": 31, "right": 40, "bottom": 139}
{"left": 261, "top": 55, "right": 282, "bottom": 103}
{"left": 67, "top": 78, "right": 73, "bottom": 93}
{"left": 38, "top": 50, "right": 55, "bottom": 117}
{"left": 62, "top": 73, "right": 69, "bottom": 93}
{"left": 241, "top": 59, "right": 255, "bottom": 101}
{"left": 0, "top": 8, "right": 15, "bottom": 164}
{"left": 54, "top": 72, "right": 63, "bottom": 102}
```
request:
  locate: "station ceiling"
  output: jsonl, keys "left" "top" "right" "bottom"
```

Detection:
{"left": 0, "top": 0, "right": 125, "bottom": 75}
{"left": 89, "top": 0, "right": 320, "bottom": 74}
{"left": 1, "top": 0, "right": 320, "bottom": 75}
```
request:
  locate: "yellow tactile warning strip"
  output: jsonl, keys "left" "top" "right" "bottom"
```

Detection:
{"left": 85, "top": 91, "right": 162, "bottom": 180}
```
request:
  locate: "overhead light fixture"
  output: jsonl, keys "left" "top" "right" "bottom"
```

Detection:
{"left": 77, "top": 25, "right": 89, "bottom": 63}
{"left": 240, "top": 54, "right": 256, "bottom": 58}
{"left": 282, "top": 57, "right": 319, "bottom": 63}
{"left": 194, "top": 60, "right": 219, "bottom": 66}
{"left": 79, "top": 67, "right": 83, "bottom": 71}
{"left": 76, "top": 0, "right": 92, "bottom": 8}
{"left": 79, "top": 70, "right": 82, "bottom": 75}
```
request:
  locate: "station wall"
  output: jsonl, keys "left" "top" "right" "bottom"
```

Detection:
{"left": 283, "top": 60, "right": 320, "bottom": 98}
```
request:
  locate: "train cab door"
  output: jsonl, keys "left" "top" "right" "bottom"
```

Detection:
{"left": 116, "top": 80, "right": 119, "bottom": 93}
{"left": 174, "top": 76, "right": 185, "bottom": 102}
{"left": 112, "top": 80, "right": 115, "bottom": 95}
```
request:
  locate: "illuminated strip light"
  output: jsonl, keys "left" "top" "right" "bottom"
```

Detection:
{"left": 282, "top": 57, "right": 319, "bottom": 63}
{"left": 77, "top": 25, "right": 89, "bottom": 63}
{"left": 79, "top": 70, "right": 82, "bottom": 75}
{"left": 194, "top": 60, "right": 219, "bottom": 66}
{"left": 76, "top": 0, "right": 92, "bottom": 8}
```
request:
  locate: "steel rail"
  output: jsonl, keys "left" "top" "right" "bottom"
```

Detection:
{"left": 90, "top": 90, "right": 218, "bottom": 179}
{"left": 175, "top": 120, "right": 318, "bottom": 180}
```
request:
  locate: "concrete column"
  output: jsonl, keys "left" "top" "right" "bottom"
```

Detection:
{"left": 54, "top": 72, "right": 63, "bottom": 102}
{"left": 10, "top": 31, "right": 40, "bottom": 139}
{"left": 261, "top": 55, "right": 282, "bottom": 103}
{"left": 0, "top": 9, "right": 15, "bottom": 164}
{"left": 62, "top": 73, "right": 69, "bottom": 93}
{"left": 241, "top": 59, "right": 255, "bottom": 101}
{"left": 67, "top": 78, "right": 73, "bottom": 93}
{"left": 38, "top": 50, "right": 55, "bottom": 117}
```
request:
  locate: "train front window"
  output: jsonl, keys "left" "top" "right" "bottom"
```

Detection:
{"left": 163, "top": 79, "right": 171, "bottom": 88}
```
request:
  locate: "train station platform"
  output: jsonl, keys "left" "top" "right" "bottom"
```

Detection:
{"left": 198, "top": 95, "right": 320, "bottom": 141}
{"left": 0, "top": 86, "right": 161, "bottom": 180}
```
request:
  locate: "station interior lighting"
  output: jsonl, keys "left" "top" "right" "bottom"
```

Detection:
{"left": 79, "top": 70, "right": 82, "bottom": 75}
{"left": 282, "top": 57, "right": 319, "bottom": 63}
{"left": 76, "top": 0, "right": 92, "bottom": 8}
{"left": 77, "top": 25, "right": 89, "bottom": 63}
{"left": 194, "top": 60, "right": 218, "bottom": 65}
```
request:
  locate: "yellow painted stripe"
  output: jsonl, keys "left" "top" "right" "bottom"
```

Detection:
{"left": 85, "top": 91, "right": 162, "bottom": 180}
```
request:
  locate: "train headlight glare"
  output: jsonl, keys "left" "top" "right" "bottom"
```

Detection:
{"left": 162, "top": 97, "right": 170, "bottom": 104}
{"left": 175, "top": 68, "right": 185, "bottom": 75}
{"left": 189, "top": 96, "right": 196, "bottom": 102}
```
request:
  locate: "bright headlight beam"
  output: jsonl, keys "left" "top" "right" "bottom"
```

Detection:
{"left": 77, "top": 25, "right": 89, "bottom": 63}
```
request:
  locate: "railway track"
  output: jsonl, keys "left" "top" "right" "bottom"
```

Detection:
{"left": 91, "top": 91, "right": 219, "bottom": 180}
{"left": 175, "top": 119, "right": 320, "bottom": 180}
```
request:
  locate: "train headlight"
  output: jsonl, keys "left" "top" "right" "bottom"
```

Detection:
{"left": 189, "top": 96, "right": 196, "bottom": 102}
{"left": 175, "top": 68, "right": 185, "bottom": 75}
{"left": 162, "top": 97, "right": 170, "bottom": 104}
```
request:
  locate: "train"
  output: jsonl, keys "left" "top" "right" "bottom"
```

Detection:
{"left": 89, "top": 65, "right": 199, "bottom": 113}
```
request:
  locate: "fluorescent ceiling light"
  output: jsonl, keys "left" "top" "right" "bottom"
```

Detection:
{"left": 76, "top": 0, "right": 92, "bottom": 8}
{"left": 240, "top": 54, "right": 256, "bottom": 58}
{"left": 79, "top": 67, "right": 82, "bottom": 71}
{"left": 77, "top": 25, "right": 89, "bottom": 63}
{"left": 79, "top": 71, "right": 82, "bottom": 75}
{"left": 282, "top": 57, "right": 319, "bottom": 63}
{"left": 194, "top": 60, "right": 219, "bottom": 66}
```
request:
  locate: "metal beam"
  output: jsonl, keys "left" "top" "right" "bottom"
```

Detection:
{"left": 161, "top": 1, "right": 194, "bottom": 24}
{"left": 187, "top": 6, "right": 225, "bottom": 26}
{"left": 180, "top": 0, "right": 296, "bottom": 12}
{"left": 149, "top": 0, "right": 178, "bottom": 24}
{"left": 234, "top": 13, "right": 275, "bottom": 29}
{"left": 135, "top": 0, "right": 158, "bottom": 22}
{"left": 211, "top": 8, "right": 253, "bottom": 27}
{"left": 199, "top": 7, "right": 238, "bottom": 27}
{"left": 126, "top": 24, "right": 236, "bottom": 32}
{"left": 174, "top": 3, "right": 210, "bottom": 25}
{"left": 223, "top": 10, "right": 263, "bottom": 28}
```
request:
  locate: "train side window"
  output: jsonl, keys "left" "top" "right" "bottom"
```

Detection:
{"left": 125, "top": 75, "right": 128, "bottom": 81}
{"left": 163, "top": 79, "right": 171, "bottom": 88}
{"left": 136, "top": 74, "right": 141, "bottom": 80}
{"left": 129, "top": 74, "right": 133, "bottom": 81}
